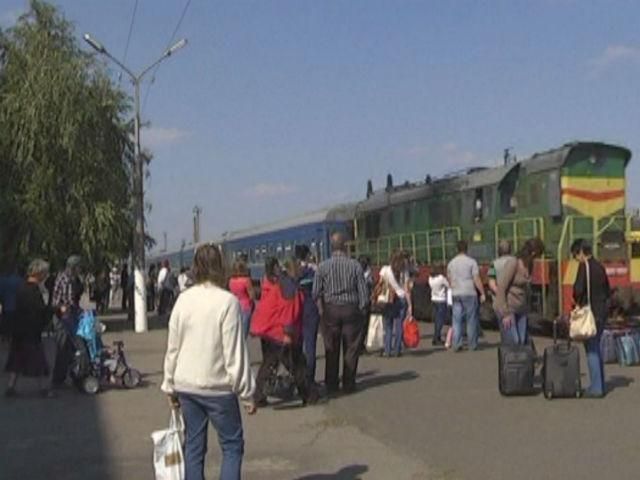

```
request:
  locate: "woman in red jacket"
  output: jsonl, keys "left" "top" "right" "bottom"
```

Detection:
{"left": 251, "top": 257, "right": 318, "bottom": 406}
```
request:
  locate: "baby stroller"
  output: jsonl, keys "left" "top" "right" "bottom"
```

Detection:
{"left": 69, "top": 310, "right": 142, "bottom": 394}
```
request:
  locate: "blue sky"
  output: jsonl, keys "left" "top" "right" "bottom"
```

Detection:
{"left": 2, "top": 1, "right": 640, "bottom": 252}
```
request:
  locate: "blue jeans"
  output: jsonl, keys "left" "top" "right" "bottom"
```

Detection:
{"left": 384, "top": 297, "right": 407, "bottom": 355}
{"left": 240, "top": 308, "right": 252, "bottom": 339}
{"left": 584, "top": 320, "right": 606, "bottom": 395}
{"left": 501, "top": 313, "right": 528, "bottom": 345}
{"left": 452, "top": 296, "right": 479, "bottom": 351}
{"left": 178, "top": 392, "right": 244, "bottom": 480}
{"left": 433, "top": 302, "right": 447, "bottom": 343}
{"left": 302, "top": 300, "right": 320, "bottom": 383}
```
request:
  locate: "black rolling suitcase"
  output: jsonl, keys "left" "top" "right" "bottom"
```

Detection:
{"left": 498, "top": 342, "right": 536, "bottom": 396}
{"left": 542, "top": 320, "right": 582, "bottom": 399}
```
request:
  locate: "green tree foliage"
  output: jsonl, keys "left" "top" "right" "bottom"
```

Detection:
{"left": 0, "top": 0, "right": 134, "bottom": 271}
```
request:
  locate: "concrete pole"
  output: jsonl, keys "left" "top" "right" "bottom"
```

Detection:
{"left": 132, "top": 81, "right": 148, "bottom": 333}
{"left": 82, "top": 34, "right": 187, "bottom": 333}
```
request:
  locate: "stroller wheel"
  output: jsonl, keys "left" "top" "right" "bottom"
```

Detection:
{"left": 83, "top": 376, "right": 100, "bottom": 395}
{"left": 123, "top": 369, "right": 141, "bottom": 389}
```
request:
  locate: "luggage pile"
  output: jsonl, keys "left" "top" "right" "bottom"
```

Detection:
{"left": 601, "top": 326, "right": 640, "bottom": 366}
{"left": 498, "top": 319, "right": 581, "bottom": 399}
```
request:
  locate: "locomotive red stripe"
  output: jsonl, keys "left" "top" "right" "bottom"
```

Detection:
{"left": 561, "top": 188, "right": 625, "bottom": 201}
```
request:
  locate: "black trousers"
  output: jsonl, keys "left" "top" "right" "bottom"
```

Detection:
{"left": 255, "top": 339, "right": 309, "bottom": 402}
{"left": 322, "top": 304, "right": 364, "bottom": 392}
{"left": 158, "top": 289, "right": 174, "bottom": 316}
{"left": 52, "top": 322, "right": 74, "bottom": 385}
{"left": 146, "top": 285, "right": 156, "bottom": 312}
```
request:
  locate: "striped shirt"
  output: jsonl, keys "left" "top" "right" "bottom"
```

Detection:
{"left": 312, "top": 252, "right": 369, "bottom": 311}
{"left": 53, "top": 271, "right": 74, "bottom": 309}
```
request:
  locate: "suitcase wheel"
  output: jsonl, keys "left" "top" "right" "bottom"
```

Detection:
{"left": 544, "top": 389, "right": 553, "bottom": 400}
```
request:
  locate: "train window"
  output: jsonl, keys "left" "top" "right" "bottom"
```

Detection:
{"left": 484, "top": 188, "right": 492, "bottom": 218}
{"left": 319, "top": 241, "right": 325, "bottom": 260}
{"left": 474, "top": 188, "right": 483, "bottom": 222}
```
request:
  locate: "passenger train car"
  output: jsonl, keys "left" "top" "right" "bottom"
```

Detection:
{"left": 149, "top": 204, "right": 355, "bottom": 282}
{"left": 221, "top": 204, "right": 355, "bottom": 280}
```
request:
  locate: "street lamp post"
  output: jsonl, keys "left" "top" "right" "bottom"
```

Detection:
{"left": 84, "top": 33, "right": 187, "bottom": 333}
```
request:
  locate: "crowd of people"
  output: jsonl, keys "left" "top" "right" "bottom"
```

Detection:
{"left": 0, "top": 233, "right": 613, "bottom": 477}
{"left": 158, "top": 233, "right": 613, "bottom": 478}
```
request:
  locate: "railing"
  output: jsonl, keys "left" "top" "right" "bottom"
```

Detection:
{"left": 494, "top": 217, "right": 545, "bottom": 256}
{"left": 347, "top": 226, "right": 462, "bottom": 265}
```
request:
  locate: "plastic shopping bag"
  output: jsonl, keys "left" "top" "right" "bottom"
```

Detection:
{"left": 403, "top": 316, "right": 420, "bottom": 348}
{"left": 151, "top": 409, "right": 185, "bottom": 480}
{"left": 366, "top": 313, "right": 384, "bottom": 351}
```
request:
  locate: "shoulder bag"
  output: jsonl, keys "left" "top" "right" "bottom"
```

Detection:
{"left": 569, "top": 261, "right": 597, "bottom": 341}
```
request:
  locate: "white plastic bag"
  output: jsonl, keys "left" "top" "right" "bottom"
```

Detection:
{"left": 151, "top": 409, "right": 185, "bottom": 480}
{"left": 366, "top": 313, "right": 384, "bottom": 351}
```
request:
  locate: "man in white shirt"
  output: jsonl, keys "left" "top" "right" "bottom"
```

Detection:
{"left": 177, "top": 267, "right": 190, "bottom": 293}
{"left": 447, "top": 240, "right": 486, "bottom": 351}
{"left": 157, "top": 260, "right": 173, "bottom": 315}
{"left": 428, "top": 266, "right": 450, "bottom": 345}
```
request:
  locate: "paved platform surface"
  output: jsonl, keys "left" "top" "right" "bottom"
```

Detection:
{"left": 1, "top": 314, "right": 640, "bottom": 480}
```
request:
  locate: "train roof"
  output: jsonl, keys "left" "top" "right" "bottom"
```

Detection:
{"left": 221, "top": 203, "right": 356, "bottom": 242}
{"left": 357, "top": 141, "right": 631, "bottom": 214}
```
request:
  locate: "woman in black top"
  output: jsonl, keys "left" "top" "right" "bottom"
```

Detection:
{"left": 5, "top": 259, "right": 54, "bottom": 398}
{"left": 571, "top": 239, "right": 610, "bottom": 398}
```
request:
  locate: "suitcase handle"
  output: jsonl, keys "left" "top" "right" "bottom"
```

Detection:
{"left": 553, "top": 318, "right": 571, "bottom": 347}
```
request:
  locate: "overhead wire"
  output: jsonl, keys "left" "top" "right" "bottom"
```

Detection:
{"left": 141, "top": 0, "right": 192, "bottom": 114}
{"left": 119, "top": 0, "right": 139, "bottom": 86}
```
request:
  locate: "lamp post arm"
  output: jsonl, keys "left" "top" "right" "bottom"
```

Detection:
{"left": 102, "top": 50, "right": 137, "bottom": 82}
{"left": 138, "top": 53, "right": 171, "bottom": 83}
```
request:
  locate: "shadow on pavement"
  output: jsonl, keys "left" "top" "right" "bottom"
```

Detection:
{"left": 0, "top": 338, "right": 114, "bottom": 480}
{"left": 293, "top": 464, "right": 369, "bottom": 479}
{"left": 607, "top": 375, "right": 634, "bottom": 392}
{"left": 356, "top": 370, "right": 419, "bottom": 393}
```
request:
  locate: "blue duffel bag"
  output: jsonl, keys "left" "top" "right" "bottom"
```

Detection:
{"left": 617, "top": 333, "right": 640, "bottom": 366}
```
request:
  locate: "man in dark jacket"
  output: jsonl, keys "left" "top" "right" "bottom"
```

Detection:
{"left": 571, "top": 239, "right": 611, "bottom": 398}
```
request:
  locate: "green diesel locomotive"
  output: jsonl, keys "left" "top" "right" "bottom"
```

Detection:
{"left": 349, "top": 141, "right": 637, "bottom": 323}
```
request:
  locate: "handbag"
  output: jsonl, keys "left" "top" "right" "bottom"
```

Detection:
{"left": 151, "top": 409, "right": 185, "bottom": 480}
{"left": 403, "top": 316, "right": 420, "bottom": 348}
{"left": 569, "top": 260, "right": 597, "bottom": 341}
{"left": 366, "top": 313, "right": 384, "bottom": 351}
{"left": 370, "top": 277, "right": 394, "bottom": 314}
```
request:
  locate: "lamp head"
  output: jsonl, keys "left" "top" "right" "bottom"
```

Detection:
{"left": 165, "top": 38, "right": 188, "bottom": 56}
{"left": 83, "top": 33, "right": 106, "bottom": 54}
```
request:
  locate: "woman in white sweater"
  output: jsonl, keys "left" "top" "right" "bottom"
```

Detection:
{"left": 161, "top": 244, "right": 256, "bottom": 480}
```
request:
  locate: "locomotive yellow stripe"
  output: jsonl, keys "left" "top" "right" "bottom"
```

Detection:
{"left": 560, "top": 177, "right": 625, "bottom": 190}
{"left": 561, "top": 194, "right": 625, "bottom": 219}
{"left": 561, "top": 175, "right": 625, "bottom": 219}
